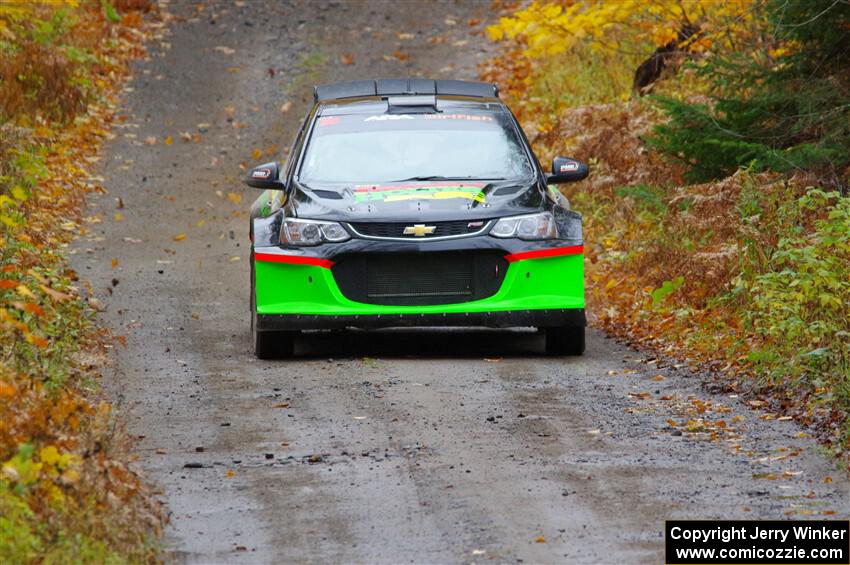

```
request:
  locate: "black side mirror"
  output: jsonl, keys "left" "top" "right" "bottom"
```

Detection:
{"left": 245, "top": 161, "right": 286, "bottom": 190}
{"left": 546, "top": 156, "right": 589, "bottom": 184}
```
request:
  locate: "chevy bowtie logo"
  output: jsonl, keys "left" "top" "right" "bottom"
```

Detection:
{"left": 403, "top": 224, "right": 436, "bottom": 237}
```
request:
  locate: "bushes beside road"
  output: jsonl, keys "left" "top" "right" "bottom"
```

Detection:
{"left": 484, "top": 0, "right": 850, "bottom": 461}
{"left": 1, "top": 1, "right": 163, "bottom": 561}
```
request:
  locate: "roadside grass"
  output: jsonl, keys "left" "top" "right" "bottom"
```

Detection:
{"left": 1, "top": 1, "right": 163, "bottom": 562}
{"left": 482, "top": 15, "right": 850, "bottom": 463}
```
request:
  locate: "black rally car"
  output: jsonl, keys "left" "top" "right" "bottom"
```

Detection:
{"left": 245, "top": 78, "right": 589, "bottom": 358}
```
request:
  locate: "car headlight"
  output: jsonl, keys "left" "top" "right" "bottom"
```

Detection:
{"left": 490, "top": 212, "right": 557, "bottom": 240}
{"left": 281, "top": 218, "right": 350, "bottom": 246}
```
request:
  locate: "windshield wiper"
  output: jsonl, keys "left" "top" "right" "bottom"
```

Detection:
{"left": 390, "top": 175, "right": 507, "bottom": 182}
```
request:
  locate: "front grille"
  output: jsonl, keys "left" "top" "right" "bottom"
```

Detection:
{"left": 332, "top": 252, "right": 507, "bottom": 306}
{"left": 347, "top": 219, "right": 488, "bottom": 239}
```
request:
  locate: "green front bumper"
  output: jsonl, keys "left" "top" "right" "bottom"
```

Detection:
{"left": 255, "top": 253, "right": 584, "bottom": 322}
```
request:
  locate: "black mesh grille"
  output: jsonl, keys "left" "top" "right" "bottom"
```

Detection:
{"left": 347, "top": 219, "right": 487, "bottom": 239}
{"left": 332, "top": 252, "right": 507, "bottom": 306}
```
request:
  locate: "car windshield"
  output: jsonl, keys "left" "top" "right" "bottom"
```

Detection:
{"left": 298, "top": 107, "right": 535, "bottom": 184}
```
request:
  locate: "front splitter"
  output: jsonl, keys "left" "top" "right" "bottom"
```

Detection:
{"left": 256, "top": 308, "right": 585, "bottom": 331}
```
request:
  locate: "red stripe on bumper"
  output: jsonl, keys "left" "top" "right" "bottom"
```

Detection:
{"left": 505, "top": 245, "right": 584, "bottom": 263}
{"left": 254, "top": 252, "right": 334, "bottom": 269}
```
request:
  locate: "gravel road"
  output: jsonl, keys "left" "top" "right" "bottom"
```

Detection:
{"left": 71, "top": 0, "right": 848, "bottom": 562}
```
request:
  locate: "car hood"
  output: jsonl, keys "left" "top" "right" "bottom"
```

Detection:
{"left": 289, "top": 179, "right": 545, "bottom": 223}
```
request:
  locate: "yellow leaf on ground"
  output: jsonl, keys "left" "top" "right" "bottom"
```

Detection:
{"left": 16, "top": 285, "right": 35, "bottom": 299}
{"left": 252, "top": 148, "right": 262, "bottom": 160}
{"left": 111, "top": 258, "right": 119, "bottom": 269}
{"left": 173, "top": 233, "right": 186, "bottom": 242}
{"left": 40, "top": 446, "right": 61, "bottom": 466}
{"left": 164, "top": 135, "right": 173, "bottom": 145}
{"left": 227, "top": 192, "right": 242, "bottom": 204}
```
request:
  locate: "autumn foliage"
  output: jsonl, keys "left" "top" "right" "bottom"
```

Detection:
{"left": 1, "top": 1, "right": 162, "bottom": 561}
{"left": 484, "top": 0, "right": 850, "bottom": 462}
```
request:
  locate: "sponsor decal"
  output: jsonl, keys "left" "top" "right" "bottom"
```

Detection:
{"left": 559, "top": 161, "right": 579, "bottom": 173}
{"left": 251, "top": 168, "right": 272, "bottom": 179}
{"left": 318, "top": 116, "right": 341, "bottom": 127}
{"left": 353, "top": 182, "right": 487, "bottom": 204}
{"left": 364, "top": 114, "right": 415, "bottom": 121}
{"left": 424, "top": 114, "right": 494, "bottom": 122}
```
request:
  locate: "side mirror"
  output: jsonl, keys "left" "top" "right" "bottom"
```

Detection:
{"left": 546, "top": 157, "right": 589, "bottom": 184}
{"left": 245, "top": 161, "right": 286, "bottom": 190}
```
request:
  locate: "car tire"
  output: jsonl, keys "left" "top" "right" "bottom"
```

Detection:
{"left": 254, "top": 327, "right": 295, "bottom": 359}
{"left": 544, "top": 325, "right": 585, "bottom": 356}
{"left": 251, "top": 251, "right": 296, "bottom": 359}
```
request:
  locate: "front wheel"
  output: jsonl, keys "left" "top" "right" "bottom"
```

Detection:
{"left": 253, "top": 327, "right": 296, "bottom": 359}
{"left": 544, "top": 325, "right": 585, "bottom": 356}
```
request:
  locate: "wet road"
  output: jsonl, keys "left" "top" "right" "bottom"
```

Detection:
{"left": 72, "top": 1, "right": 848, "bottom": 562}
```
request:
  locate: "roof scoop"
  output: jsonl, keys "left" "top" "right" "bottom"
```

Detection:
{"left": 386, "top": 95, "right": 437, "bottom": 113}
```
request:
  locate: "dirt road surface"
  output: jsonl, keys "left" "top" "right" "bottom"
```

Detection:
{"left": 71, "top": 0, "right": 848, "bottom": 562}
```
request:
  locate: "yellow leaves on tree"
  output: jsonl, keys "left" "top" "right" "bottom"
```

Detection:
{"left": 487, "top": 0, "right": 760, "bottom": 59}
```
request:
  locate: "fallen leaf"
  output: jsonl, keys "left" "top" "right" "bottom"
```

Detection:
{"left": 340, "top": 53, "right": 354, "bottom": 65}
{"left": 225, "top": 470, "right": 236, "bottom": 477}
{"left": 396, "top": 32, "right": 415, "bottom": 40}
{"left": 535, "top": 536, "right": 545, "bottom": 543}
{"left": 824, "top": 476, "right": 833, "bottom": 483}
{"left": 227, "top": 192, "right": 242, "bottom": 204}
{"left": 393, "top": 48, "right": 410, "bottom": 61}
{"left": 273, "top": 403, "right": 290, "bottom": 408}
{"left": 213, "top": 45, "right": 235, "bottom": 55}
{"left": 164, "top": 135, "right": 173, "bottom": 145}
{"left": 40, "top": 284, "right": 71, "bottom": 302}
{"left": 144, "top": 136, "right": 156, "bottom": 145}
{"left": 23, "top": 303, "right": 46, "bottom": 317}
{"left": 16, "top": 285, "right": 35, "bottom": 299}
{"left": 114, "top": 212, "right": 124, "bottom": 221}
{"left": 251, "top": 148, "right": 262, "bottom": 160}
{"left": 280, "top": 101, "right": 293, "bottom": 113}
{"left": 173, "top": 233, "right": 186, "bottom": 242}
{"left": 652, "top": 375, "right": 665, "bottom": 381}
{"left": 111, "top": 258, "right": 119, "bottom": 269}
